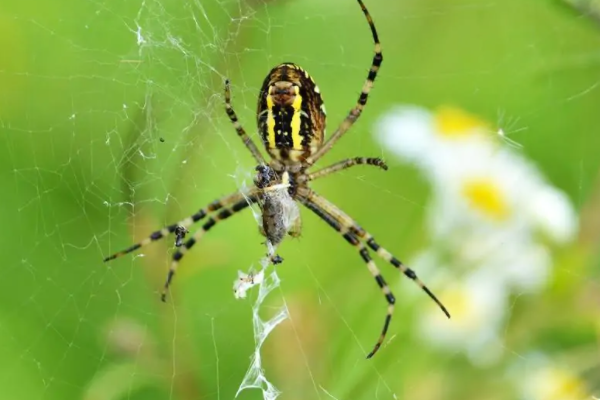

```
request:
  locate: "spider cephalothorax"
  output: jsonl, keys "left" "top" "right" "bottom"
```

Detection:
{"left": 104, "top": 0, "right": 450, "bottom": 359}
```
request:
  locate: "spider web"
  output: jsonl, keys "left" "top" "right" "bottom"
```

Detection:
{"left": 2, "top": 0, "right": 600, "bottom": 399}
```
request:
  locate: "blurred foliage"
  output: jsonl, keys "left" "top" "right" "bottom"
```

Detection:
{"left": 1, "top": 0, "right": 600, "bottom": 399}
{"left": 561, "top": 0, "right": 600, "bottom": 26}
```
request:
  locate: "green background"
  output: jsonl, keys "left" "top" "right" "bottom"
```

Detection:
{"left": 1, "top": 0, "right": 599, "bottom": 399}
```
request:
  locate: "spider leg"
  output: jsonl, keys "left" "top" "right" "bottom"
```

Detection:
{"left": 306, "top": 0, "right": 382, "bottom": 165}
{"left": 299, "top": 195, "right": 394, "bottom": 359}
{"left": 303, "top": 190, "right": 450, "bottom": 316}
{"left": 161, "top": 194, "right": 258, "bottom": 302}
{"left": 224, "top": 79, "right": 267, "bottom": 165}
{"left": 306, "top": 157, "right": 388, "bottom": 182}
{"left": 361, "top": 234, "right": 450, "bottom": 319}
{"left": 103, "top": 191, "right": 249, "bottom": 262}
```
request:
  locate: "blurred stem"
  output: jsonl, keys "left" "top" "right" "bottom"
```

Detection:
{"left": 578, "top": 167, "right": 600, "bottom": 251}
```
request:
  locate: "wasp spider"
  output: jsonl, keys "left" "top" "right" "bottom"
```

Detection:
{"left": 104, "top": 0, "right": 450, "bottom": 358}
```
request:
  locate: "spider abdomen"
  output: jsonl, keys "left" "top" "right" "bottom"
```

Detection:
{"left": 257, "top": 63, "right": 326, "bottom": 163}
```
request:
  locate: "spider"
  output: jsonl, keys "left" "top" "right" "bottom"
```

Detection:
{"left": 104, "top": 0, "right": 450, "bottom": 358}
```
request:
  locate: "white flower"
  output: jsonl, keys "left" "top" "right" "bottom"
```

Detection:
{"left": 376, "top": 105, "right": 495, "bottom": 173}
{"left": 375, "top": 105, "right": 577, "bottom": 246}
{"left": 375, "top": 105, "right": 579, "bottom": 365}
{"left": 525, "top": 368, "right": 588, "bottom": 400}
{"left": 375, "top": 105, "right": 437, "bottom": 166}
{"left": 527, "top": 186, "right": 578, "bottom": 244}
{"left": 431, "top": 143, "right": 576, "bottom": 243}
{"left": 515, "top": 355, "right": 589, "bottom": 400}
{"left": 417, "top": 268, "right": 508, "bottom": 365}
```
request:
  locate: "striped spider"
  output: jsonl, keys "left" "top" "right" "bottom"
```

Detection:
{"left": 104, "top": 0, "right": 450, "bottom": 358}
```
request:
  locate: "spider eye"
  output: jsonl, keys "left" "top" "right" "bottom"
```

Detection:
{"left": 274, "top": 86, "right": 292, "bottom": 95}
{"left": 268, "top": 83, "right": 296, "bottom": 101}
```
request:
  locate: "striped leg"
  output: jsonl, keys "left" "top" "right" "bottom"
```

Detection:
{"left": 224, "top": 79, "right": 267, "bottom": 165}
{"left": 300, "top": 195, "right": 394, "bottom": 358}
{"left": 307, "top": 157, "right": 388, "bottom": 182}
{"left": 103, "top": 191, "right": 248, "bottom": 262}
{"left": 362, "top": 235, "right": 450, "bottom": 318}
{"left": 161, "top": 195, "right": 258, "bottom": 302}
{"left": 306, "top": 0, "right": 383, "bottom": 165}
{"left": 304, "top": 190, "right": 450, "bottom": 319}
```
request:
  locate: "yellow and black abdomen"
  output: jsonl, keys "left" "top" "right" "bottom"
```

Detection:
{"left": 257, "top": 63, "right": 326, "bottom": 163}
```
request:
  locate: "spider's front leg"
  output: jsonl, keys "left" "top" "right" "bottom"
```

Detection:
{"left": 305, "top": 0, "right": 383, "bottom": 165}
{"left": 224, "top": 79, "right": 267, "bottom": 165}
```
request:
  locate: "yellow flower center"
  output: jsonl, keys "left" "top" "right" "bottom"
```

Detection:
{"left": 535, "top": 368, "right": 588, "bottom": 400}
{"left": 445, "top": 288, "right": 479, "bottom": 328}
{"left": 434, "top": 106, "right": 489, "bottom": 138}
{"left": 461, "top": 179, "right": 510, "bottom": 221}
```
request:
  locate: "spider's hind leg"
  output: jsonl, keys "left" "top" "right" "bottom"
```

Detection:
{"left": 304, "top": 190, "right": 449, "bottom": 318}
{"left": 359, "top": 233, "right": 450, "bottom": 319}
{"left": 299, "top": 194, "right": 395, "bottom": 359}
{"left": 299, "top": 190, "right": 450, "bottom": 357}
